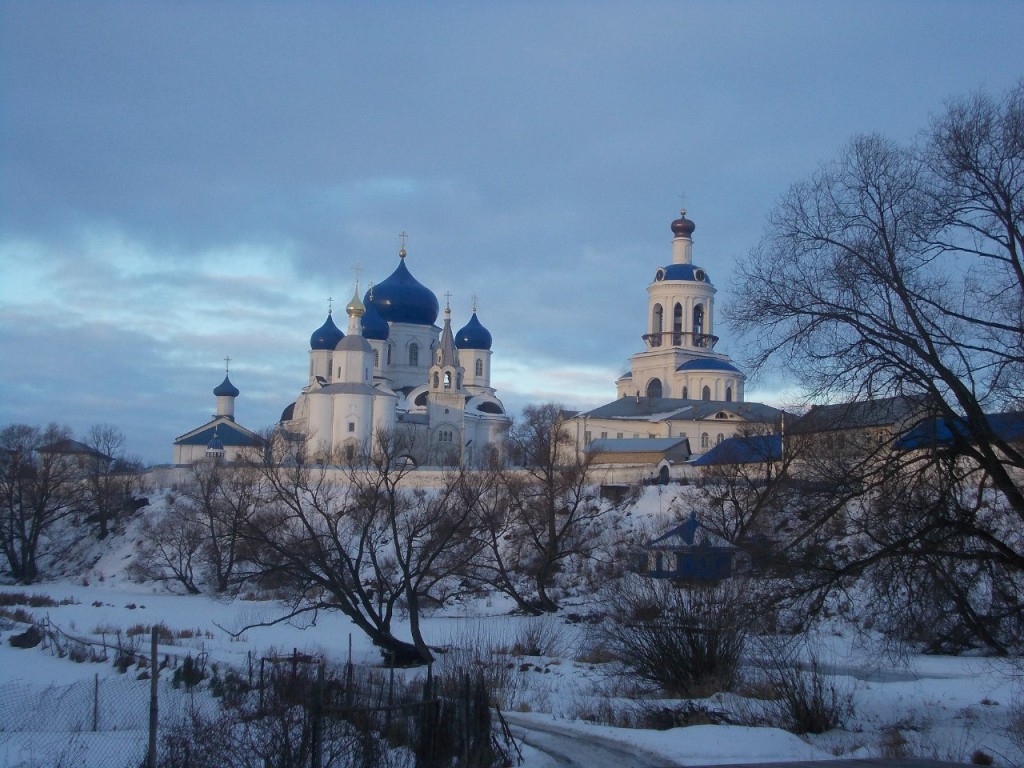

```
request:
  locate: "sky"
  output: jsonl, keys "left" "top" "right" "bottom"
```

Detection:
{"left": 1, "top": 1, "right": 1021, "bottom": 464}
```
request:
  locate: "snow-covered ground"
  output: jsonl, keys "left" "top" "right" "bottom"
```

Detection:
{"left": 1, "top": 488, "right": 1022, "bottom": 767}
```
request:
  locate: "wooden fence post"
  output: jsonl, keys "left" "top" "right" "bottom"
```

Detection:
{"left": 148, "top": 627, "right": 158, "bottom": 768}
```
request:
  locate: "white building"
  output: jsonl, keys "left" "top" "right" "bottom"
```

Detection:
{"left": 573, "top": 211, "right": 781, "bottom": 464}
{"left": 278, "top": 245, "right": 511, "bottom": 467}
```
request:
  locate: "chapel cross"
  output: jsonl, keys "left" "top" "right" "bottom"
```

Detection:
{"left": 224, "top": 356, "right": 231, "bottom": 373}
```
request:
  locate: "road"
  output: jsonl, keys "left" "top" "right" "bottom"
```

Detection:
{"left": 502, "top": 712, "right": 678, "bottom": 768}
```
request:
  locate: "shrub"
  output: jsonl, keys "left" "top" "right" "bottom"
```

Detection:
{"left": 595, "top": 576, "right": 751, "bottom": 696}
{"left": 749, "top": 634, "right": 853, "bottom": 734}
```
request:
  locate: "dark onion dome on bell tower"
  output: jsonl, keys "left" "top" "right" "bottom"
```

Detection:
{"left": 360, "top": 285, "right": 390, "bottom": 340}
{"left": 310, "top": 311, "right": 344, "bottom": 350}
{"left": 671, "top": 209, "right": 696, "bottom": 238}
{"left": 363, "top": 247, "right": 439, "bottom": 326}
{"left": 455, "top": 311, "right": 493, "bottom": 351}
{"left": 213, "top": 374, "right": 240, "bottom": 398}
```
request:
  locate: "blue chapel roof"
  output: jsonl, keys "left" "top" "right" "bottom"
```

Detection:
{"left": 310, "top": 312, "right": 344, "bottom": 350}
{"left": 660, "top": 263, "right": 711, "bottom": 282}
{"left": 455, "top": 312, "right": 492, "bottom": 350}
{"left": 213, "top": 375, "right": 240, "bottom": 398}
{"left": 364, "top": 255, "right": 439, "bottom": 326}
{"left": 360, "top": 301, "right": 390, "bottom": 340}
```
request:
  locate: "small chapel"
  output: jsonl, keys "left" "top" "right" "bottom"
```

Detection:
{"left": 277, "top": 244, "right": 512, "bottom": 467}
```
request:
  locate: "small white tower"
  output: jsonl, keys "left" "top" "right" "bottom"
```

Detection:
{"left": 213, "top": 359, "right": 240, "bottom": 420}
{"left": 428, "top": 296, "right": 467, "bottom": 464}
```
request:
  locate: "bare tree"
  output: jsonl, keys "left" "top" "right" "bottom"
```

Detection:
{"left": 134, "top": 459, "right": 265, "bottom": 594}
{"left": 0, "top": 423, "right": 83, "bottom": 582}
{"left": 83, "top": 423, "right": 144, "bottom": 539}
{"left": 238, "top": 430, "right": 479, "bottom": 665}
{"left": 727, "top": 81, "right": 1024, "bottom": 651}
{"left": 466, "top": 404, "right": 636, "bottom": 614}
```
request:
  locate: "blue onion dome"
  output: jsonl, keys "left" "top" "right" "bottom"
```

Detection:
{"left": 206, "top": 435, "right": 224, "bottom": 452}
{"left": 213, "top": 375, "right": 240, "bottom": 398}
{"left": 361, "top": 297, "right": 390, "bottom": 340}
{"left": 671, "top": 209, "right": 696, "bottom": 238}
{"left": 310, "top": 312, "right": 344, "bottom": 350}
{"left": 364, "top": 249, "right": 439, "bottom": 326}
{"left": 455, "top": 312, "right": 492, "bottom": 350}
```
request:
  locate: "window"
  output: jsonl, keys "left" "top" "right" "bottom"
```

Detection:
{"left": 701, "top": 433, "right": 710, "bottom": 449}
{"left": 716, "top": 433, "right": 724, "bottom": 445}
{"left": 344, "top": 444, "right": 355, "bottom": 462}
{"left": 409, "top": 343, "right": 419, "bottom": 366}
{"left": 673, "top": 303, "right": 683, "bottom": 345}
{"left": 433, "top": 372, "right": 439, "bottom": 388}
{"left": 600, "top": 431, "right": 608, "bottom": 439}
{"left": 651, "top": 304, "right": 663, "bottom": 346}
{"left": 693, "top": 304, "right": 704, "bottom": 339}
{"left": 646, "top": 378, "right": 662, "bottom": 399}
{"left": 475, "top": 359, "right": 483, "bottom": 377}
{"left": 702, "top": 385, "right": 711, "bottom": 401}
{"left": 444, "top": 371, "right": 451, "bottom": 388}
{"left": 347, "top": 422, "right": 355, "bottom": 433}
{"left": 373, "top": 349, "right": 379, "bottom": 367}
{"left": 387, "top": 346, "right": 392, "bottom": 365}
{"left": 584, "top": 431, "right": 592, "bottom": 443}
{"left": 725, "top": 386, "right": 732, "bottom": 402}
{"left": 616, "top": 433, "right": 623, "bottom": 439}
{"left": 682, "top": 386, "right": 688, "bottom": 399}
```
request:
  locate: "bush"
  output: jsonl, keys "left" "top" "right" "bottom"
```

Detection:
{"left": 748, "top": 634, "right": 853, "bottom": 734}
{"left": 595, "top": 576, "right": 751, "bottom": 696}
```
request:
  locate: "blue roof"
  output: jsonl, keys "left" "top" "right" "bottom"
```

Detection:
{"left": 895, "top": 411, "right": 1024, "bottom": 451}
{"left": 661, "top": 263, "right": 711, "bottom": 282}
{"left": 310, "top": 312, "right": 344, "bottom": 350}
{"left": 676, "top": 358, "right": 741, "bottom": 373}
{"left": 174, "top": 419, "right": 263, "bottom": 447}
{"left": 364, "top": 257, "right": 439, "bottom": 326}
{"left": 455, "top": 312, "right": 492, "bottom": 350}
{"left": 360, "top": 301, "right": 390, "bottom": 340}
{"left": 213, "top": 375, "right": 240, "bottom": 398}
{"left": 585, "top": 437, "right": 690, "bottom": 454}
{"left": 691, "top": 434, "right": 782, "bottom": 466}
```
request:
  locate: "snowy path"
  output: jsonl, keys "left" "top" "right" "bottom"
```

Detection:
{"left": 504, "top": 712, "right": 679, "bottom": 768}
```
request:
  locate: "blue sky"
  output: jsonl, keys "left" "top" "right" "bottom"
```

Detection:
{"left": 1, "top": 1, "right": 1021, "bottom": 463}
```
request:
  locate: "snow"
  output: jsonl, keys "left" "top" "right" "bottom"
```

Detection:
{"left": 1, "top": 488, "right": 1022, "bottom": 767}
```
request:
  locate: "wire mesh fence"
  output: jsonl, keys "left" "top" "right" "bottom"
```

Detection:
{"left": 0, "top": 619, "right": 518, "bottom": 768}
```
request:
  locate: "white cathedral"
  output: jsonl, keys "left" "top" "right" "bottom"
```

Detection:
{"left": 277, "top": 244, "right": 511, "bottom": 466}
{"left": 174, "top": 244, "right": 511, "bottom": 468}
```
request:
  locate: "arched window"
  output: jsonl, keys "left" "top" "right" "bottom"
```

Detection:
{"left": 725, "top": 386, "right": 733, "bottom": 402}
{"left": 701, "top": 433, "right": 710, "bottom": 449}
{"left": 373, "top": 349, "right": 379, "bottom": 367}
{"left": 646, "top": 378, "right": 662, "bottom": 399}
{"left": 682, "top": 386, "right": 689, "bottom": 400}
{"left": 432, "top": 372, "right": 439, "bottom": 388}
{"left": 475, "top": 359, "right": 483, "bottom": 377}
{"left": 651, "top": 304, "right": 663, "bottom": 347}
{"left": 409, "top": 343, "right": 419, "bottom": 367}
{"left": 387, "top": 346, "right": 392, "bottom": 365}
{"left": 693, "top": 304, "right": 705, "bottom": 341}
{"left": 443, "top": 371, "right": 451, "bottom": 388}
{"left": 717, "top": 433, "right": 724, "bottom": 445}
{"left": 702, "top": 385, "right": 711, "bottom": 401}
{"left": 673, "top": 303, "right": 683, "bottom": 346}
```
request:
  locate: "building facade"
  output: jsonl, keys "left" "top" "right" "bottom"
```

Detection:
{"left": 573, "top": 211, "right": 781, "bottom": 462}
{"left": 278, "top": 245, "right": 511, "bottom": 467}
